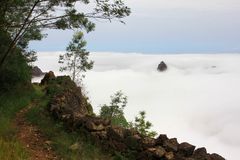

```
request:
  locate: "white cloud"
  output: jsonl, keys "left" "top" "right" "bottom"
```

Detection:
{"left": 34, "top": 52, "right": 240, "bottom": 159}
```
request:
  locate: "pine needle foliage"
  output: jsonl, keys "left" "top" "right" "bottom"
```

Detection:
{"left": 59, "top": 31, "right": 94, "bottom": 83}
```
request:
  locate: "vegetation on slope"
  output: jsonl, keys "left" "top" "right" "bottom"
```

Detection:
{"left": 0, "top": 81, "right": 119, "bottom": 159}
{"left": 25, "top": 84, "right": 116, "bottom": 160}
{"left": 0, "top": 86, "right": 36, "bottom": 159}
{"left": 0, "top": 1, "right": 131, "bottom": 159}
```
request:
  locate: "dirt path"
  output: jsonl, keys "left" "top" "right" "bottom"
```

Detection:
{"left": 14, "top": 103, "right": 59, "bottom": 160}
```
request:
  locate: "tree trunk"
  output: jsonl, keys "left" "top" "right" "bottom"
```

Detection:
{"left": 72, "top": 54, "right": 77, "bottom": 82}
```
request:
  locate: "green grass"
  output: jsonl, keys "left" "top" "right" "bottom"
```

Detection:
{"left": 26, "top": 85, "right": 115, "bottom": 160}
{"left": 0, "top": 138, "right": 28, "bottom": 160}
{"left": 0, "top": 85, "right": 37, "bottom": 160}
{"left": 0, "top": 83, "right": 126, "bottom": 160}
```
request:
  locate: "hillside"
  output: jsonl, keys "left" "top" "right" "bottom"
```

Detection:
{"left": 0, "top": 70, "right": 226, "bottom": 159}
{"left": 0, "top": 0, "right": 234, "bottom": 159}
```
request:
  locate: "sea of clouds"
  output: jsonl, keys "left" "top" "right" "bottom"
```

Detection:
{"left": 33, "top": 52, "right": 240, "bottom": 159}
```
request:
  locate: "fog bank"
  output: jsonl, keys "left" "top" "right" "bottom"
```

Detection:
{"left": 34, "top": 52, "right": 240, "bottom": 159}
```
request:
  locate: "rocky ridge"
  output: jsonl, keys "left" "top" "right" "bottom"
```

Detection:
{"left": 41, "top": 71, "right": 225, "bottom": 160}
{"left": 32, "top": 66, "right": 45, "bottom": 77}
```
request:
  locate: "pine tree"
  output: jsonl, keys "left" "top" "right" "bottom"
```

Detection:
{"left": 59, "top": 31, "right": 93, "bottom": 82}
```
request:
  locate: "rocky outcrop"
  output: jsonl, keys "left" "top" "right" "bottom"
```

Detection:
{"left": 178, "top": 142, "right": 196, "bottom": 157}
{"left": 32, "top": 66, "right": 45, "bottom": 77}
{"left": 41, "top": 72, "right": 93, "bottom": 118}
{"left": 40, "top": 71, "right": 55, "bottom": 85}
{"left": 157, "top": 61, "right": 168, "bottom": 72}
{"left": 49, "top": 90, "right": 90, "bottom": 120}
{"left": 41, "top": 72, "right": 225, "bottom": 160}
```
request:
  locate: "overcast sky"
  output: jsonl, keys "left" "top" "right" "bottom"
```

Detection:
{"left": 29, "top": 0, "right": 240, "bottom": 53}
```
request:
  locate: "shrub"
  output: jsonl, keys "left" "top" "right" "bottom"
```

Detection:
{"left": 100, "top": 91, "right": 128, "bottom": 127}
{"left": 131, "top": 111, "right": 157, "bottom": 138}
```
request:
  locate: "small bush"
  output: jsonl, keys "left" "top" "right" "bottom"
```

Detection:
{"left": 100, "top": 91, "right": 129, "bottom": 127}
{"left": 131, "top": 111, "right": 157, "bottom": 138}
{"left": 45, "top": 76, "right": 76, "bottom": 96}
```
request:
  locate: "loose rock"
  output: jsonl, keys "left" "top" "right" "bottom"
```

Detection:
{"left": 178, "top": 142, "right": 195, "bottom": 157}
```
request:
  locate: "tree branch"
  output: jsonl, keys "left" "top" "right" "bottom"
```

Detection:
{"left": 0, "top": 0, "right": 41, "bottom": 68}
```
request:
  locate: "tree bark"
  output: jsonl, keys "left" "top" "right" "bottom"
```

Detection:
{"left": 72, "top": 54, "right": 77, "bottom": 82}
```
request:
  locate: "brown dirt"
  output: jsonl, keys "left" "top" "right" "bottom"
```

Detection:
{"left": 14, "top": 103, "right": 59, "bottom": 160}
